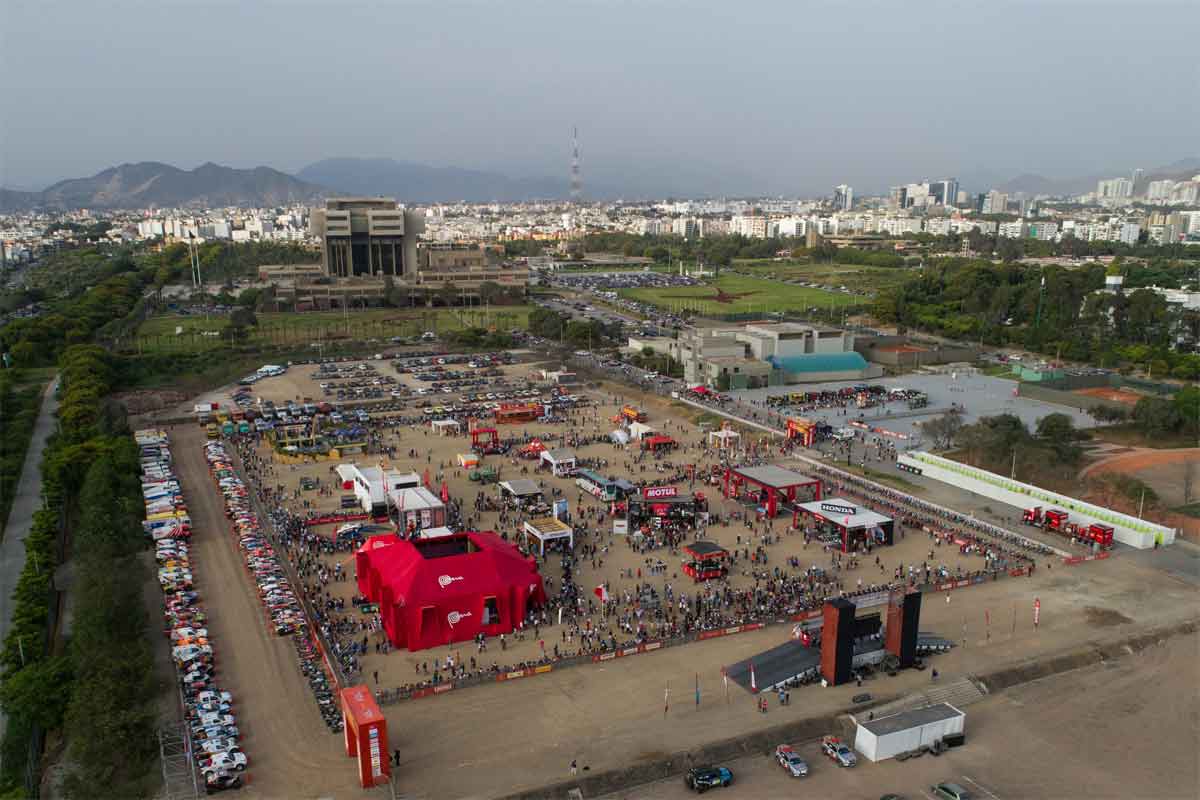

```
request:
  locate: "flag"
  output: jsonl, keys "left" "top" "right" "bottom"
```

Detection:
{"left": 440, "top": 481, "right": 450, "bottom": 503}
{"left": 749, "top": 662, "right": 757, "bottom": 693}
{"left": 723, "top": 668, "right": 729, "bottom": 704}
{"left": 695, "top": 673, "right": 700, "bottom": 706}
{"left": 594, "top": 584, "right": 609, "bottom": 603}
{"left": 664, "top": 683, "right": 670, "bottom": 717}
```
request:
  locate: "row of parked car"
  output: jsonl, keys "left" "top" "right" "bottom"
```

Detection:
{"left": 203, "top": 442, "right": 344, "bottom": 734}
{"left": 136, "top": 430, "right": 246, "bottom": 796}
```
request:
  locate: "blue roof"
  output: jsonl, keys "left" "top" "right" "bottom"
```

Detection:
{"left": 768, "top": 352, "right": 869, "bottom": 373}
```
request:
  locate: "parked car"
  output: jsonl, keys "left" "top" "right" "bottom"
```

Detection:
{"left": 775, "top": 744, "right": 809, "bottom": 777}
{"left": 931, "top": 783, "right": 972, "bottom": 800}
{"left": 685, "top": 766, "right": 733, "bottom": 792}
{"left": 204, "top": 771, "right": 243, "bottom": 795}
{"left": 821, "top": 735, "right": 857, "bottom": 767}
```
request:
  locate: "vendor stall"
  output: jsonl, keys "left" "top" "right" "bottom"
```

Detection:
{"left": 540, "top": 448, "right": 577, "bottom": 477}
{"left": 457, "top": 453, "right": 480, "bottom": 469}
{"left": 387, "top": 486, "right": 447, "bottom": 533}
{"left": 723, "top": 464, "right": 822, "bottom": 519}
{"left": 794, "top": 497, "right": 894, "bottom": 553}
{"left": 708, "top": 426, "right": 740, "bottom": 451}
{"left": 641, "top": 434, "right": 676, "bottom": 454}
{"left": 682, "top": 540, "right": 729, "bottom": 582}
{"left": 498, "top": 479, "right": 544, "bottom": 507}
{"left": 522, "top": 516, "right": 574, "bottom": 556}
{"left": 627, "top": 486, "right": 709, "bottom": 537}
{"left": 431, "top": 419, "right": 461, "bottom": 436}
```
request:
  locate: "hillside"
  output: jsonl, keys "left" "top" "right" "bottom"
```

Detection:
{"left": 2, "top": 162, "right": 326, "bottom": 211}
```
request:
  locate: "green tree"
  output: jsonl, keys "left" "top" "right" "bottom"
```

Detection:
{"left": 1131, "top": 396, "right": 1182, "bottom": 436}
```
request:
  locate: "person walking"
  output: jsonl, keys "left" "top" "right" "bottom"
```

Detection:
{"left": 570, "top": 759, "right": 578, "bottom": 776}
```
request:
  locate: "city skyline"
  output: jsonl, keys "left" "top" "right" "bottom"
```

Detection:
{"left": 3, "top": 1, "right": 1198, "bottom": 195}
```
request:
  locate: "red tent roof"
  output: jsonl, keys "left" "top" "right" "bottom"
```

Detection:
{"left": 355, "top": 532, "right": 546, "bottom": 651}
{"left": 644, "top": 434, "right": 676, "bottom": 447}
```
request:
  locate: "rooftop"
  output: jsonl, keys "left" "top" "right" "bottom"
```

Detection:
{"left": 858, "top": 703, "right": 964, "bottom": 736}
{"left": 731, "top": 464, "right": 816, "bottom": 489}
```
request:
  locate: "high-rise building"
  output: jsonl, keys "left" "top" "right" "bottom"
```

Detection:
{"left": 889, "top": 186, "right": 908, "bottom": 210}
{"left": 930, "top": 178, "right": 959, "bottom": 206}
{"left": 309, "top": 197, "right": 425, "bottom": 279}
{"left": 1097, "top": 178, "right": 1133, "bottom": 200}
{"left": 982, "top": 190, "right": 1008, "bottom": 214}
{"left": 1131, "top": 168, "right": 1144, "bottom": 192}
{"left": 671, "top": 217, "right": 699, "bottom": 238}
{"left": 833, "top": 184, "right": 853, "bottom": 211}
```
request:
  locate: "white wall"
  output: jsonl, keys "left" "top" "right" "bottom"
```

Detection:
{"left": 899, "top": 452, "right": 1176, "bottom": 549}
{"left": 855, "top": 710, "right": 965, "bottom": 761}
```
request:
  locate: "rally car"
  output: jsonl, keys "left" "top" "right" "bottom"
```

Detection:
{"left": 685, "top": 766, "right": 733, "bottom": 792}
{"left": 775, "top": 744, "right": 809, "bottom": 777}
{"left": 199, "top": 750, "right": 247, "bottom": 774}
{"left": 204, "top": 770, "right": 243, "bottom": 795}
{"left": 821, "top": 735, "right": 857, "bottom": 767}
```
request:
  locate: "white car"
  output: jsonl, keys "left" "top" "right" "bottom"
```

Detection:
{"left": 195, "top": 736, "right": 239, "bottom": 755}
{"left": 200, "top": 750, "right": 247, "bottom": 774}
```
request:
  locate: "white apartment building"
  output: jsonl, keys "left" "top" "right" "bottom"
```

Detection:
{"left": 1028, "top": 221, "right": 1058, "bottom": 241}
{"left": 671, "top": 217, "right": 699, "bottom": 238}
{"left": 924, "top": 218, "right": 952, "bottom": 236}
{"left": 997, "top": 220, "right": 1028, "bottom": 239}
{"left": 729, "top": 215, "right": 768, "bottom": 238}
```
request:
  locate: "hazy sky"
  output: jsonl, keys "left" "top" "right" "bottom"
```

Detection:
{"left": 2, "top": 0, "right": 1198, "bottom": 195}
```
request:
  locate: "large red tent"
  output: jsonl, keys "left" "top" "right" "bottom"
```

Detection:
{"left": 355, "top": 532, "right": 546, "bottom": 652}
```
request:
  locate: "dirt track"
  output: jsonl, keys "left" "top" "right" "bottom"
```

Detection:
{"left": 1081, "top": 446, "right": 1200, "bottom": 481}
{"left": 170, "top": 425, "right": 362, "bottom": 798}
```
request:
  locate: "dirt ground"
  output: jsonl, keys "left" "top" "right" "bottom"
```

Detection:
{"left": 1072, "top": 386, "right": 1144, "bottom": 406}
{"left": 609, "top": 630, "right": 1200, "bottom": 800}
{"left": 155, "top": 356, "right": 1200, "bottom": 800}
{"left": 168, "top": 425, "right": 354, "bottom": 797}
{"left": 244, "top": 367, "right": 991, "bottom": 688}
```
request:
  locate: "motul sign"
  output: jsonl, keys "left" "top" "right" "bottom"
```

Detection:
{"left": 643, "top": 486, "right": 678, "bottom": 499}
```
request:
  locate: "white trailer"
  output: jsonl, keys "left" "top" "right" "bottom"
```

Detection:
{"left": 854, "top": 703, "right": 965, "bottom": 762}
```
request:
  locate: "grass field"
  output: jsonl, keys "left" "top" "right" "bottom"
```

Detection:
{"left": 618, "top": 274, "right": 860, "bottom": 316}
{"left": 732, "top": 259, "right": 912, "bottom": 295}
{"left": 135, "top": 306, "right": 535, "bottom": 354}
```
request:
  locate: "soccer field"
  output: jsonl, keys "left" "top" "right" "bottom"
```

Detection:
{"left": 619, "top": 274, "right": 861, "bottom": 315}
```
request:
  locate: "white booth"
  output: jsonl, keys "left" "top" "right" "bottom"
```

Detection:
{"left": 522, "top": 516, "right": 574, "bottom": 556}
{"left": 854, "top": 703, "right": 965, "bottom": 762}
{"left": 541, "top": 448, "right": 577, "bottom": 477}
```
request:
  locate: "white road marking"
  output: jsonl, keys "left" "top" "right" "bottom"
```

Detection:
{"left": 962, "top": 774, "right": 1002, "bottom": 799}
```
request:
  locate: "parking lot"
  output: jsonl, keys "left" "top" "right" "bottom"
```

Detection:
{"left": 731, "top": 372, "right": 1099, "bottom": 446}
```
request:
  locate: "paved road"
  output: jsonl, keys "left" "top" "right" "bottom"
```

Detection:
{"left": 0, "top": 377, "right": 59, "bottom": 741}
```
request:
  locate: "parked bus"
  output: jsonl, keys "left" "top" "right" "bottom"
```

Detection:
{"left": 576, "top": 469, "right": 620, "bottom": 501}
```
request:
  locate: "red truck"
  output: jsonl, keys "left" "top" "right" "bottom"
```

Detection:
{"left": 1042, "top": 509, "right": 1069, "bottom": 532}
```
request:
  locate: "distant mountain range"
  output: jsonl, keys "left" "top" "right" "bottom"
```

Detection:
{"left": 0, "top": 162, "right": 324, "bottom": 212}
{"left": 3, "top": 156, "right": 1199, "bottom": 212}
{"left": 995, "top": 158, "right": 1200, "bottom": 197}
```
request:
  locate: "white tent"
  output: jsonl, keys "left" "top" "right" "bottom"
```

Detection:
{"left": 431, "top": 419, "right": 461, "bottom": 435}
{"left": 708, "top": 428, "right": 740, "bottom": 449}
{"left": 627, "top": 422, "right": 655, "bottom": 441}
{"left": 540, "top": 448, "right": 577, "bottom": 476}
{"left": 522, "top": 516, "right": 574, "bottom": 556}
{"left": 610, "top": 429, "right": 630, "bottom": 445}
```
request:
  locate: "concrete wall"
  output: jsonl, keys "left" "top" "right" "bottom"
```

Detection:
{"left": 781, "top": 364, "right": 885, "bottom": 384}
{"left": 897, "top": 451, "right": 1176, "bottom": 548}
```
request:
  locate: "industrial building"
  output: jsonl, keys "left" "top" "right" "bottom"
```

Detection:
{"left": 630, "top": 322, "right": 880, "bottom": 388}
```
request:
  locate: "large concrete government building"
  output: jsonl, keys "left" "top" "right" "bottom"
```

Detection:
{"left": 309, "top": 198, "right": 425, "bottom": 279}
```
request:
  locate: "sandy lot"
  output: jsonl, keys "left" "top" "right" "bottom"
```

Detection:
{"left": 156, "top": 355, "right": 1200, "bottom": 800}
{"left": 610, "top": 630, "right": 1200, "bottom": 800}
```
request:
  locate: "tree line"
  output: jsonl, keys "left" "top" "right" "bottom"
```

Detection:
{"left": 874, "top": 258, "right": 1200, "bottom": 380}
{"left": 0, "top": 345, "right": 157, "bottom": 798}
